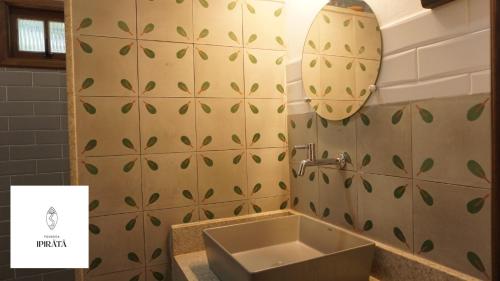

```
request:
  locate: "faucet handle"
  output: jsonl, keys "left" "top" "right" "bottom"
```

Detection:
{"left": 293, "top": 143, "right": 316, "bottom": 161}
{"left": 294, "top": 143, "right": 315, "bottom": 150}
{"left": 293, "top": 144, "right": 308, "bottom": 150}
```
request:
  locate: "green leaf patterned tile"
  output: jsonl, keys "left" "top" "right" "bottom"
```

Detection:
{"left": 123, "top": 159, "right": 137, "bottom": 173}
{"left": 417, "top": 185, "right": 434, "bottom": 206}
{"left": 393, "top": 227, "right": 410, "bottom": 249}
{"left": 417, "top": 158, "right": 434, "bottom": 176}
{"left": 89, "top": 200, "right": 99, "bottom": 212}
{"left": 77, "top": 38, "right": 93, "bottom": 54}
{"left": 416, "top": 105, "right": 433, "bottom": 123}
{"left": 466, "top": 194, "right": 489, "bottom": 214}
{"left": 418, "top": 240, "right": 434, "bottom": 254}
{"left": 142, "top": 23, "right": 155, "bottom": 35}
{"left": 363, "top": 220, "right": 373, "bottom": 231}
{"left": 88, "top": 257, "right": 102, "bottom": 272}
{"left": 118, "top": 20, "right": 133, "bottom": 35}
{"left": 77, "top": 17, "right": 92, "bottom": 31}
{"left": 119, "top": 43, "right": 133, "bottom": 56}
{"left": 125, "top": 217, "right": 137, "bottom": 231}
{"left": 467, "top": 251, "right": 489, "bottom": 280}
{"left": 79, "top": 78, "right": 95, "bottom": 92}
{"left": 198, "top": 0, "right": 209, "bottom": 8}
{"left": 467, "top": 160, "right": 490, "bottom": 183}
{"left": 467, "top": 98, "right": 489, "bottom": 121}
{"left": 393, "top": 185, "right": 407, "bottom": 199}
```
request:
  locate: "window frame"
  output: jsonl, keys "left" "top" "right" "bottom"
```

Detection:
{"left": 0, "top": 0, "right": 65, "bottom": 69}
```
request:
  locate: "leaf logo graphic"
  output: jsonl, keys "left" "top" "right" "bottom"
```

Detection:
{"left": 46, "top": 207, "right": 58, "bottom": 230}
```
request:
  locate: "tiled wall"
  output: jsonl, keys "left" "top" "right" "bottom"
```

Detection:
{"left": 288, "top": 0, "right": 492, "bottom": 279}
{"left": 0, "top": 67, "right": 72, "bottom": 281}
{"left": 289, "top": 96, "right": 491, "bottom": 279}
{"left": 68, "top": 0, "right": 288, "bottom": 280}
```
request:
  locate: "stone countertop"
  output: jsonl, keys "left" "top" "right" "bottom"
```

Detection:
{"left": 170, "top": 210, "right": 478, "bottom": 281}
{"left": 173, "top": 250, "right": 381, "bottom": 281}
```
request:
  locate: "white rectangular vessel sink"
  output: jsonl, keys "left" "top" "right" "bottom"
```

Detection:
{"left": 203, "top": 215, "right": 375, "bottom": 281}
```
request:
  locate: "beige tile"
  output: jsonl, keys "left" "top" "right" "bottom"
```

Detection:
{"left": 194, "top": 45, "right": 244, "bottom": 98}
{"left": 76, "top": 97, "right": 140, "bottom": 156}
{"left": 247, "top": 148, "right": 289, "bottom": 199}
{"left": 73, "top": 0, "right": 136, "bottom": 38}
{"left": 319, "top": 10, "right": 354, "bottom": 57}
{"left": 140, "top": 98, "right": 196, "bottom": 154}
{"left": 243, "top": 0, "right": 286, "bottom": 50}
{"left": 412, "top": 94, "right": 492, "bottom": 188}
{"left": 413, "top": 180, "right": 491, "bottom": 279}
{"left": 196, "top": 98, "right": 246, "bottom": 151}
{"left": 290, "top": 164, "right": 319, "bottom": 218}
{"left": 354, "top": 15, "right": 382, "bottom": 60}
{"left": 141, "top": 153, "right": 197, "bottom": 210}
{"left": 87, "top": 212, "right": 145, "bottom": 276}
{"left": 355, "top": 58, "right": 380, "bottom": 99}
{"left": 301, "top": 53, "right": 321, "bottom": 98}
{"left": 303, "top": 15, "right": 321, "bottom": 54}
{"left": 245, "top": 99, "right": 287, "bottom": 149}
{"left": 356, "top": 103, "right": 412, "bottom": 178}
{"left": 317, "top": 116, "right": 356, "bottom": 170}
{"left": 250, "top": 195, "right": 289, "bottom": 214}
{"left": 199, "top": 200, "right": 249, "bottom": 220}
{"left": 144, "top": 207, "right": 199, "bottom": 267}
{"left": 137, "top": 0, "right": 193, "bottom": 42}
{"left": 318, "top": 168, "right": 357, "bottom": 230}
{"left": 87, "top": 268, "right": 145, "bottom": 281}
{"left": 138, "top": 41, "right": 194, "bottom": 98}
{"left": 197, "top": 150, "right": 247, "bottom": 204}
{"left": 193, "top": 0, "right": 243, "bottom": 46}
{"left": 244, "top": 49, "right": 287, "bottom": 98}
{"left": 288, "top": 113, "right": 317, "bottom": 162}
{"left": 320, "top": 55, "right": 356, "bottom": 100}
{"left": 80, "top": 155, "right": 142, "bottom": 217}
{"left": 74, "top": 36, "right": 138, "bottom": 97}
{"left": 357, "top": 174, "right": 413, "bottom": 252}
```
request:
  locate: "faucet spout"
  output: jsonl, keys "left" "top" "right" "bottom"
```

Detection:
{"left": 294, "top": 143, "right": 348, "bottom": 177}
{"left": 297, "top": 159, "right": 311, "bottom": 176}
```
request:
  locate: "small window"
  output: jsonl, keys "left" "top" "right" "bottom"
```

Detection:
{"left": 0, "top": 0, "right": 65, "bottom": 69}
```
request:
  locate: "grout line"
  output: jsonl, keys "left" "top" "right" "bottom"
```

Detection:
{"left": 78, "top": 33, "right": 286, "bottom": 52}
{"left": 88, "top": 194, "right": 283, "bottom": 220}
{"left": 132, "top": 0, "right": 148, "bottom": 268}
{"left": 408, "top": 101, "right": 415, "bottom": 254}
{"left": 81, "top": 144, "right": 287, "bottom": 159}
{"left": 79, "top": 95, "right": 284, "bottom": 100}
{"left": 241, "top": 0, "right": 251, "bottom": 215}
{"left": 190, "top": 0, "right": 203, "bottom": 222}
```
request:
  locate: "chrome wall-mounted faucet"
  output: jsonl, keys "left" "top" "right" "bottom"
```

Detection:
{"left": 294, "top": 143, "right": 347, "bottom": 176}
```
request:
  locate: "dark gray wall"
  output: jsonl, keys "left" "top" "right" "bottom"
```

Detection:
{"left": 0, "top": 67, "right": 73, "bottom": 281}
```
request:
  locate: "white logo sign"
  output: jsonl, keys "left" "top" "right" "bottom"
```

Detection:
{"left": 11, "top": 186, "right": 89, "bottom": 268}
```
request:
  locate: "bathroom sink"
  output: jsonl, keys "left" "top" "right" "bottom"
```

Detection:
{"left": 203, "top": 215, "right": 375, "bottom": 281}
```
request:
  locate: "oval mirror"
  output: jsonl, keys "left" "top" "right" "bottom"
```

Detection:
{"left": 302, "top": 0, "right": 382, "bottom": 120}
